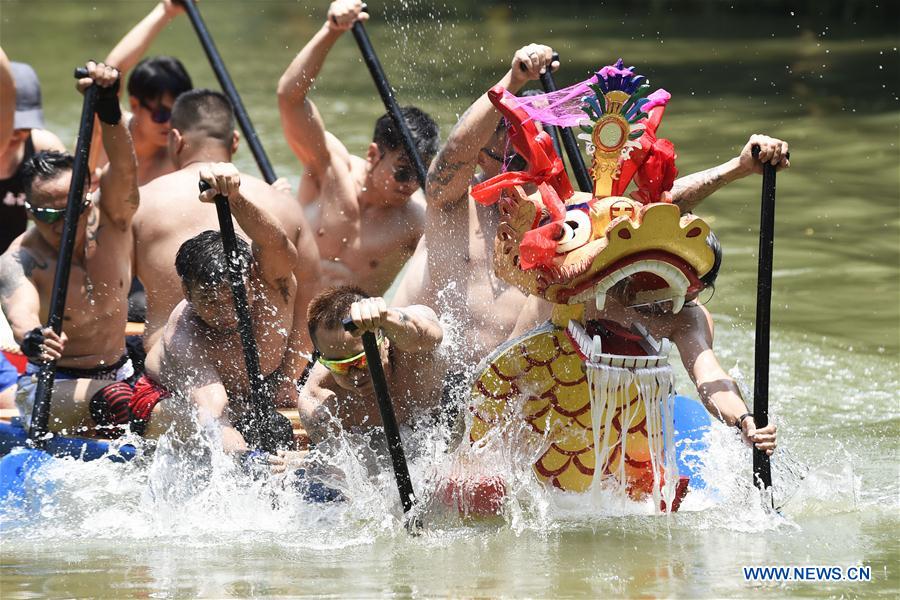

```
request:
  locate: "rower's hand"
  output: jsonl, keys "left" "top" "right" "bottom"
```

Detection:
{"left": 29, "top": 327, "right": 68, "bottom": 362}
{"left": 271, "top": 177, "right": 293, "bottom": 197}
{"left": 741, "top": 416, "right": 777, "bottom": 456}
{"left": 162, "top": 0, "right": 193, "bottom": 18}
{"left": 511, "top": 44, "right": 558, "bottom": 85}
{"left": 738, "top": 134, "right": 790, "bottom": 176}
{"left": 348, "top": 297, "right": 390, "bottom": 335}
{"left": 76, "top": 61, "right": 120, "bottom": 94}
{"left": 198, "top": 162, "right": 242, "bottom": 202}
{"left": 327, "top": 0, "right": 368, "bottom": 32}
{"left": 269, "top": 449, "right": 309, "bottom": 475}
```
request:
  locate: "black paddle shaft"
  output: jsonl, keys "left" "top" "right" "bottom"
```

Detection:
{"left": 350, "top": 8, "right": 428, "bottom": 190}
{"left": 751, "top": 144, "right": 778, "bottom": 490}
{"left": 179, "top": 0, "right": 278, "bottom": 185}
{"left": 342, "top": 318, "right": 416, "bottom": 515}
{"left": 534, "top": 53, "right": 593, "bottom": 193}
{"left": 29, "top": 71, "right": 98, "bottom": 446}
{"left": 199, "top": 181, "right": 269, "bottom": 441}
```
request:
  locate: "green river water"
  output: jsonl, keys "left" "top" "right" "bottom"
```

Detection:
{"left": 1, "top": 1, "right": 898, "bottom": 598}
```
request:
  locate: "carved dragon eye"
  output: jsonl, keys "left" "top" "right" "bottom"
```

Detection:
{"left": 556, "top": 208, "right": 592, "bottom": 253}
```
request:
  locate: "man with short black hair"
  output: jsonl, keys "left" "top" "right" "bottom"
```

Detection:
{"left": 296, "top": 286, "right": 444, "bottom": 445}
{"left": 277, "top": 0, "right": 439, "bottom": 295}
{"left": 133, "top": 89, "right": 321, "bottom": 408}
{"left": 0, "top": 62, "right": 139, "bottom": 435}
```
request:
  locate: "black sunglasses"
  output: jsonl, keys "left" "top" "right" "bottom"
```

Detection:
{"left": 25, "top": 198, "right": 92, "bottom": 225}
{"left": 138, "top": 98, "right": 172, "bottom": 124}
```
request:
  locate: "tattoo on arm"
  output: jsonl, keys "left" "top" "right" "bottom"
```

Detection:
{"left": 0, "top": 251, "right": 46, "bottom": 300}
{"left": 671, "top": 164, "right": 729, "bottom": 214}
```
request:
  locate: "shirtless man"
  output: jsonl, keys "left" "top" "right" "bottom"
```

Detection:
{"left": 277, "top": 0, "right": 439, "bottom": 295}
{"left": 1, "top": 59, "right": 67, "bottom": 253}
{"left": 0, "top": 62, "right": 139, "bottom": 433}
{"left": 392, "top": 44, "right": 558, "bottom": 370}
{"left": 296, "top": 287, "right": 444, "bottom": 445}
{"left": 133, "top": 89, "right": 321, "bottom": 406}
{"left": 136, "top": 163, "right": 298, "bottom": 452}
{"left": 90, "top": 0, "right": 193, "bottom": 186}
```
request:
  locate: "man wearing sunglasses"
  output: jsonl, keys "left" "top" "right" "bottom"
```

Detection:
{"left": 0, "top": 62, "right": 140, "bottom": 436}
{"left": 86, "top": 0, "right": 193, "bottom": 187}
{"left": 277, "top": 0, "right": 439, "bottom": 297}
{"left": 296, "top": 286, "right": 444, "bottom": 447}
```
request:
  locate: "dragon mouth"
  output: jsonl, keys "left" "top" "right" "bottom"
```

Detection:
{"left": 565, "top": 320, "right": 671, "bottom": 368}
{"left": 555, "top": 251, "right": 702, "bottom": 314}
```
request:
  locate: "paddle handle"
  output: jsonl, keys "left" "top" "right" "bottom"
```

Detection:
{"left": 520, "top": 52, "right": 592, "bottom": 193}
{"left": 342, "top": 318, "right": 417, "bottom": 516}
{"left": 179, "top": 0, "right": 278, "bottom": 184}
{"left": 751, "top": 144, "right": 775, "bottom": 490}
{"left": 199, "top": 181, "right": 269, "bottom": 443}
{"left": 29, "top": 72, "right": 99, "bottom": 446}
{"left": 350, "top": 6, "right": 428, "bottom": 190}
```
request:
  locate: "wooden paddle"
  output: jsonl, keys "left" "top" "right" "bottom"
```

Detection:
{"left": 178, "top": 0, "right": 278, "bottom": 184}
{"left": 350, "top": 5, "right": 428, "bottom": 189}
{"left": 28, "top": 68, "right": 98, "bottom": 447}
{"left": 342, "top": 318, "right": 418, "bottom": 529}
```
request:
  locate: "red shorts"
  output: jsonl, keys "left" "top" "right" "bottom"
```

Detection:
{"left": 130, "top": 375, "right": 171, "bottom": 434}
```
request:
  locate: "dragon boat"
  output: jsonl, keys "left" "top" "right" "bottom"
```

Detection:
{"left": 460, "top": 60, "right": 717, "bottom": 513}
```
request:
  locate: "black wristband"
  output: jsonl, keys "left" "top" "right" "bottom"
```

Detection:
{"left": 95, "top": 74, "right": 122, "bottom": 125}
{"left": 737, "top": 412, "right": 754, "bottom": 430}
{"left": 20, "top": 327, "right": 45, "bottom": 359}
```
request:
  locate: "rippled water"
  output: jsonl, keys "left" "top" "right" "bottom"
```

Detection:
{"left": 2, "top": 1, "right": 898, "bottom": 597}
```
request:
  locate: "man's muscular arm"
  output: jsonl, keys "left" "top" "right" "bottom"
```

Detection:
{"left": 198, "top": 164, "right": 298, "bottom": 299}
{"left": 104, "top": 0, "right": 186, "bottom": 78}
{"left": 673, "top": 305, "right": 777, "bottom": 454}
{"left": 78, "top": 62, "right": 140, "bottom": 230}
{"left": 298, "top": 367, "right": 340, "bottom": 444}
{"left": 671, "top": 134, "right": 790, "bottom": 214}
{"left": 0, "top": 250, "right": 45, "bottom": 342}
{"left": 277, "top": 1, "right": 366, "bottom": 179}
{"left": 426, "top": 44, "right": 558, "bottom": 210}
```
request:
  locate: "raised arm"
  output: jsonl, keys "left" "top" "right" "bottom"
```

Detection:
{"left": 0, "top": 47, "right": 14, "bottom": 150}
{"left": 671, "top": 135, "right": 790, "bottom": 214}
{"left": 426, "top": 44, "right": 558, "bottom": 210}
{"left": 77, "top": 63, "right": 140, "bottom": 230}
{"left": 349, "top": 297, "right": 442, "bottom": 353}
{"left": 198, "top": 163, "right": 298, "bottom": 296}
{"left": 673, "top": 305, "right": 777, "bottom": 455}
{"left": 104, "top": 1, "right": 186, "bottom": 77}
{"left": 277, "top": 0, "right": 367, "bottom": 179}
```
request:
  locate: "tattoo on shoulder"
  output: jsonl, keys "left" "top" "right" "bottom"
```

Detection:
{"left": 0, "top": 250, "right": 46, "bottom": 299}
